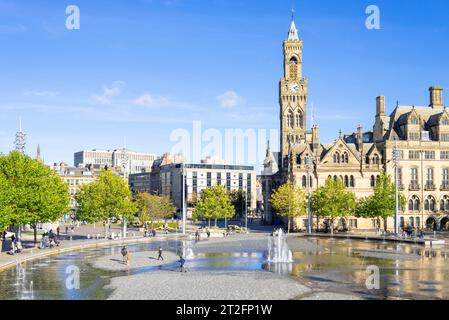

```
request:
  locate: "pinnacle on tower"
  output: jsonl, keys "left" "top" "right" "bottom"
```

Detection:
{"left": 288, "top": 10, "right": 299, "bottom": 41}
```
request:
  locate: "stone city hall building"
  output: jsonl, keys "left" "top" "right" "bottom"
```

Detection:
{"left": 261, "top": 17, "right": 449, "bottom": 232}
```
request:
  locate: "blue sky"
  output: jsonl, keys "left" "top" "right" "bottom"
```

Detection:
{"left": 1, "top": 0, "right": 448, "bottom": 170}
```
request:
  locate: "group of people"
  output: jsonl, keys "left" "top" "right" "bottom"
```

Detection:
{"left": 39, "top": 229, "right": 61, "bottom": 249}
{"left": 143, "top": 228, "right": 157, "bottom": 238}
{"left": 401, "top": 227, "right": 425, "bottom": 239}
{"left": 7, "top": 234, "right": 22, "bottom": 255}
{"left": 120, "top": 245, "right": 187, "bottom": 272}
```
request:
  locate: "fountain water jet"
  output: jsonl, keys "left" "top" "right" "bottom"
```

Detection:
{"left": 267, "top": 229, "right": 293, "bottom": 263}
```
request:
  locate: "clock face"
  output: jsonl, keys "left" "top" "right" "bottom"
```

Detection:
{"left": 289, "top": 84, "right": 300, "bottom": 93}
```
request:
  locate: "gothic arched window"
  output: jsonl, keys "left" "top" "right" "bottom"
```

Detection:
{"left": 370, "top": 175, "right": 376, "bottom": 187}
{"left": 441, "top": 196, "right": 449, "bottom": 211}
{"left": 409, "top": 196, "right": 420, "bottom": 211}
{"left": 343, "top": 152, "right": 349, "bottom": 163}
{"left": 350, "top": 176, "right": 355, "bottom": 188}
{"left": 287, "top": 111, "right": 294, "bottom": 128}
{"left": 296, "top": 112, "right": 303, "bottom": 129}
{"left": 425, "top": 196, "right": 436, "bottom": 212}
{"left": 289, "top": 57, "right": 298, "bottom": 80}
{"left": 302, "top": 176, "right": 307, "bottom": 188}
{"left": 333, "top": 152, "right": 341, "bottom": 164}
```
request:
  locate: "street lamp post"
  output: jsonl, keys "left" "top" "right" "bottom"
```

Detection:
{"left": 306, "top": 156, "right": 312, "bottom": 234}
{"left": 393, "top": 139, "right": 400, "bottom": 235}
{"left": 245, "top": 190, "right": 248, "bottom": 233}
{"left": 181, "top": 164, "right": 187, "bottom": 235}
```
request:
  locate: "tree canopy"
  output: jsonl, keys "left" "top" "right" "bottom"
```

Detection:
{"left": 311, "top": 177, "right": 356, "bottom": 230}
{"left": 356, "top": 173, "right": 406, "bottom": 231}
{"left": 0, "top": 151, "right": 70, "bottom": 239}
{"left": 270, "top": 181, "right": 307, "bottom": 232}
{"left": 229, "top": 189, "right": 246, "bottom": 217}
{"left": 135, "top": 193, "right": 176, "bottom": 228}
{"left": 193, "top": 185, "right": 235, "bottom": 227}
{"left": 75, "top": 169, "right": 137, "bottom": 224}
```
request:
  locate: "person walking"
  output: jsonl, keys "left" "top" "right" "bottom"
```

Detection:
{"left": 178, "top": 255, "right": 186, "bottom": 273}
{"left": 195, "top": 230, "right": 200, "bottom": 241}
{"left": 56, "top": 226, "right": 60, "bottom": 237}
{"left": 65, "top": 226, "right": 68, "bottom": 235}
{"left": 157, "top": 247, "right": 164, "bottom": 261}
{"left": 121, "top": 246, "right": 128, "bottom": 264}
{"left": 206, "top": 229, "right": 211, "bottom": 238}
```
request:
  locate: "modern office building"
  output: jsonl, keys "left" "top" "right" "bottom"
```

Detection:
{"left": 129, "top": 154, "right": 257, "bottom": 219}
{"left": 74, "top": 149, "right": 158, "bottom": 174}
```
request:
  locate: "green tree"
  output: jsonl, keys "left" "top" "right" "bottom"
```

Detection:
{"left": 229, "top": 189, "right": 246, "bottom": 218}
{"left": 311, "top": 177, "right": 356, "bottom": 233}
{"left": 75, "top": 169, "right": 137, "bottom": 236}
{"left": 356, "top": 173, "right": 406, "bottom": 231}
{"left": 270, "top": 181, "right": 307, "bottom": 233}
{"left": 136, "top": 193, "right": 176, "bottom": 228}
{"left": 0, "top": 172, "right": 13, "bottom": 232}
{"left": 0, "top": 151, "right": 70, "bottom": 243}
{"left": 194, "top": 186, "right": 235, "bottom": 228}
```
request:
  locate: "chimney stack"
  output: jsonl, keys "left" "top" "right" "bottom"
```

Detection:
{"left": 376, "top": 96, "right": 386, "bottom": 116}
{"left": 357, "top": 125, "right": 363, "bottom": 152}
{"left": 312, "top": 125, "right": 319, "bottom": 151}
{"left": 429, "top": 86, "right": 444, "bottom": 109}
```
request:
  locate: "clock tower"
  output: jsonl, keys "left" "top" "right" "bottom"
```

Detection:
{"left": 280, "top": 15, "right": 308, "bottom": 164}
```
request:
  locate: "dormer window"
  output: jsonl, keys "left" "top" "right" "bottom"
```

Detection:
{"left": 410, "top": 117, "right": 418, "bottom": 125}
{"left": 408, "top": 132, "right": 420, "bottom": 141}
{"left": 442, "top": 118, "right": 449, "bottom": 126}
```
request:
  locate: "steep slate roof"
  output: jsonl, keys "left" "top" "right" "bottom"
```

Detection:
{"left": 385, "top": 105, "right": 447, "bottom": 140}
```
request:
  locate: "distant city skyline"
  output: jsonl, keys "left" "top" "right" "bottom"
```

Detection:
{"left": 1, "top": 0, "right": 448, "bottom": 170}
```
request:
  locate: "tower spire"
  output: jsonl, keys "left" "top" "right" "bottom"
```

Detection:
{"left": 288, "top": 9, "right": 299, "bottom": 41}
{"left": 36, "top": 144, "right": 42, "bottom": 162}
{"left": 14, "top": 117, "right": 26, "bottom": 154}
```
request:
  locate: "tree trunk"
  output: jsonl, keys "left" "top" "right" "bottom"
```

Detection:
{"left": 331, "top": 218, "right": 334, "bottom": 236}
{"left": 208, "top": 219, "right": 211, "bottom": 228}
{"left": 215, "top": 219, "right": 217, "bottom": 228}
{"left": 287, "top": 218, "right": 291, "bottom": 234}
{"left": 33, "top": 222, "right": 38, "bottom": 245}
{"left": 384, "top": 217, "right": 388, "bottom": 232}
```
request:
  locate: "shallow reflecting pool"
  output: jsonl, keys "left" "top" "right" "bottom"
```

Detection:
{"left": 0, "top": 237, "right": 448, "bottom": 300}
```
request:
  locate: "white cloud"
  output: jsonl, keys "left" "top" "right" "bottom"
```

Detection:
{"left": 217, "top": 91, "right": 244, "bottom": 109}
{"left": 24, "top": 90, "right": 60, "bottom": 97}
{"left": 92, "top": 81, "right": 126, "bottom": 105}
{"left": 0, "top": 24, "right": 26, "bottom": 34}
{"left": 134, "top": 93, "right": 170, "bottom": 108}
